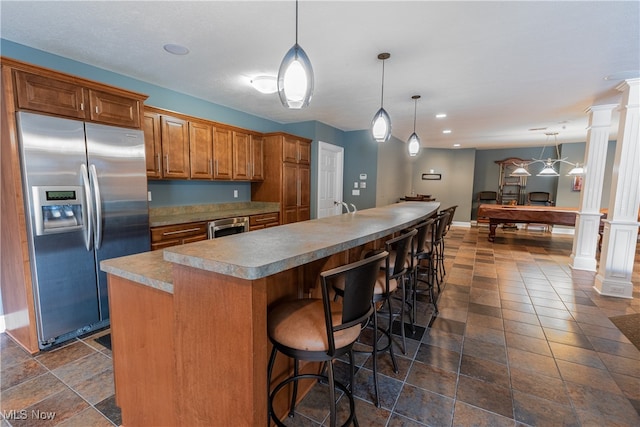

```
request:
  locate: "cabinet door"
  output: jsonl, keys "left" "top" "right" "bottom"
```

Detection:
{"left": 282, "top": 135, "right": 300, "bottom": 163}
{"left": 250, "top": 135, "right": 264, "bottom": 181}
{"left": 88, "top": 89, "right": 141, "bottom": 128}
{"left": 143, "top": 111, "right": 162, "bottom": 179}
{"left": 298, "top": 140, "right": 311, "bottom": 165}
{"left": 298, "top": 164, "right": 311, "bottom": 221}
{"left": 213, "top": 127, "right": 233, "bottom": 180}
{"left": 232, "top": 131, "right": 251, "bottom": 180}
{"left": 282, "top": 163, "right": 299, "bottom": 224}
{"left": 161, "top": 116, "right": 190, "bottom": 179}
{"left": 14, "top": 70, "right": 87, "bottom": 120}
{"left": 189, "top": 121, "right": 214, "bottom": 179}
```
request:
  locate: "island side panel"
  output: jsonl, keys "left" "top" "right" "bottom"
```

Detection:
{"left": 173, "top": 265, "right": 269, "bottom": 426}
{"left": 107, "top": 275, "right": 176, "bottom": 427}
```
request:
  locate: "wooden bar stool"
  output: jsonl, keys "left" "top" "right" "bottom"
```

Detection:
{"left": 267, "top": 251, "right": 388, "bottom": 427}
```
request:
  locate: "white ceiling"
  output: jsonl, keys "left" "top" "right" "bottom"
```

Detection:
{"left": 1, "top": 1, "right": 639, "bottom": 150}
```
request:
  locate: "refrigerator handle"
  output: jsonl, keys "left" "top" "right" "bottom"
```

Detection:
{"left": 89, "top": 164, "right": 103, "bottom": 250}
{"left": 80, "top": 164, "right": 93, "bottom": 251}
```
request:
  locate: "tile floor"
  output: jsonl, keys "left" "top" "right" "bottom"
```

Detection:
{"left": 1, "top": 226, "right": 639, "bottom": 427}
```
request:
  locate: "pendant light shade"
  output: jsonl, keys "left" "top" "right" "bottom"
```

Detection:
{"left": 277, "top": 0, "right": 313, "bottom": 109}
{"left": 537, "top": 160, "right": 560, "bottom": 176}
{"left": 407, "top": 95, "right": 421, "bottom": 156}
{"left": 567, "top": 162, "right": 584, "bottom": 176}
{"left": 372, "top": 53, "right": 391, "bottom": 142}
{"left": 510, "top": 164, "right": 531, "bottom": 177}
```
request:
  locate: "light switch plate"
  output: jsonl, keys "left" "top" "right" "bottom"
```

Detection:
{"left": 352, "top": 189, "right": 360, "bottom": 196}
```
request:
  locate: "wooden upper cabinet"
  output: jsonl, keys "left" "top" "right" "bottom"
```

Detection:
{"left": 88, "top": 89, "right": 141, "bottom": 128}
{"left": 283, "top": 135, "right": 311, "bottom": 165}
{"left": 143, "top": 111, "right": 162, "bottom": 179}
{"left": 213, "top": 127, "right": 233, "bottom": 180}
{"left": 232, "top": 131, "right": 251, "bottom": 180}
{"left": 189, "top": 120, "right": 214, "bottom": 179}
{"left": 14, "top": 70, "right": 86, "bottom": 120}
{"left": 13, "top": 68, "right": 143, "bottom": 128}
{"left": 250, "top": 135, "right": 264, "bottom": 181}
{"left": 161, "top": 115, "right": 190, "bottom": 179}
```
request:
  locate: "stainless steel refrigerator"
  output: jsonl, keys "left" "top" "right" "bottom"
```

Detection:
{"left": 17, "top": 111, "right": 150, "bottom": 349}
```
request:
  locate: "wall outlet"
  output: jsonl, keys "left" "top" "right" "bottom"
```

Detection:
{"left": 233, "top": 190, "right": 239, "bottom": 198}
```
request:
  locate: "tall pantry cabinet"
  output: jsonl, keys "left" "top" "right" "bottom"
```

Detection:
{"left": 252, "top": 132, "right": 311, "bottom": 224}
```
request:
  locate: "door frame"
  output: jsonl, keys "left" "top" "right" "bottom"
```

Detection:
{"left": 317, "top": 141, "right": 344, "bottom": 218}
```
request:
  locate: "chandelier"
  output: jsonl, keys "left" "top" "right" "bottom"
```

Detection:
{"left": 510, "top": 132, "right": 584, "bottom": 177}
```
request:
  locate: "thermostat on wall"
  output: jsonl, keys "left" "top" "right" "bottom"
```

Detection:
{"left": 359, "top": 173, "right": 367, "bottom": 180}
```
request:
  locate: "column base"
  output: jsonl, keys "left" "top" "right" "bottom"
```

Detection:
{"left": 569, "top": 254, "right": 597, "bottom": 272}
{"left": 593, "top": 274, "right": 634, "bottom": 299}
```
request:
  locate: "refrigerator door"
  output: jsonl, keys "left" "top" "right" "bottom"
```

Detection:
{"left": 17, "top": 112, "right": 100, "bottom": 345}
{"left": 85, "top": 123, "right": 149, "bottom": 321}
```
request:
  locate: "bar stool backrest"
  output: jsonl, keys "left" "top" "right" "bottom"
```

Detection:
{"left": 385, "top": 229, "right": 418, "bottom": 282}
{"left": 320, "top": 251, "right": 388, "bottom": 355}
{"left": 441, "top": 205, "right": 457, "bottom": 236}
{"left": 434, "top": 211, "right": 450, "bottom": 244}
{"left": 414, "top": 218, "right": 436, "bottom": 255}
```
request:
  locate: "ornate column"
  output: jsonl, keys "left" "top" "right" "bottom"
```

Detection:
{"left": 595, "top": 78, "right": 640, "bottom": 298}
{"left": 570, "top": 105, "right": 616, "bottom": 271}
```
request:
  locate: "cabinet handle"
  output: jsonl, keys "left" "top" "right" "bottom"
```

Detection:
{"left": 254, "top": 216, "right": 277, "bottom": 223}
{"left": 80, "top": 102, "right": 85, "bottom": 111}
{"left": 156, "top": 153, "right": 161, "bottom": 174}
{"left": 162, "top": 227, "right": 202, "bottom": 236}
{"left": 209, "top": 159, "right": 213, "bottom": 175}
{"left": 95, "top": 106, "right": 99, "bottom": 114}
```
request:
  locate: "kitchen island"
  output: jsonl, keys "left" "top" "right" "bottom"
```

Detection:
{"left": 101, "top": 201, "right": 439, "bottom": 426}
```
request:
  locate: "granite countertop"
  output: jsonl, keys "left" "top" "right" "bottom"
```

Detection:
{"left": 101, "top": 250, "right": 174, "bottom": 293}
{"left": 165, "top": 201, "right": 438, "bottom": 280}
{"left": 101, "top": 201, "right": 439, "bottom": 290}
{"left": 149, "top": 201, "right": 280, "bottom": 227}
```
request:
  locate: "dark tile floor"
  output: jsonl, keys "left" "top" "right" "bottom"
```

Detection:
{"left": 1, "top": 226, "right": 639, "bottom": 426}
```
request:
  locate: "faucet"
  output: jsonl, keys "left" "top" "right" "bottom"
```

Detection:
{"left": 350, "top": 203, "right": 357, "bottom": 213}
{"left": 340, "top": 201, "right": 351, "bottom": 213}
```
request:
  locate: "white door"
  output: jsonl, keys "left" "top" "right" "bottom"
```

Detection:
{"left": 317, "top": 141, "right": 344, "bottom": 218}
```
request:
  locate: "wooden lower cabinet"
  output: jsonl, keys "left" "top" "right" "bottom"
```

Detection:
{"left": 150, "top": 222, "right": 208, "bottom": 250}
{"left": 249, "top": 212, "right": 280, "bottom": 230}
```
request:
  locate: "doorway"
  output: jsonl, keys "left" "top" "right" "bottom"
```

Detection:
{"left": 317, "top": 141, "right": 344, "bottom": 218}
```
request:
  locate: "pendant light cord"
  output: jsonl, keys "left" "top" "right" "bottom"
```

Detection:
{"left": 380, "top": 59, "right": 385, "bottom": 108}
{"left": 413, "top": 97, "right": 417, "bottom": 132}
{"left": 295, "top": 0, "right": 299, "bottom": 45}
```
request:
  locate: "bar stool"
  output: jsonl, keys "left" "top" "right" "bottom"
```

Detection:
{"left": 410, "top": 218, "right": 438, "bottom": 320}
{"left": 438, "top": 206, "right": 457, "bottom": 281}
{"left": 360, "top": 229, "right": 416, "bottom": 407}
{"left": 432, "top": 210, "right": 450, "bottom": 291}
{"left": 267, "top": 251, "right": 388, "bottom": 427}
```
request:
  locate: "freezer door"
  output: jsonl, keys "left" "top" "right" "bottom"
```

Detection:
{"left": 16, "top": 112, "right": 100, "bottom": 345}
{"left": 85, "top": 123, "right": 150, "bottom": 321}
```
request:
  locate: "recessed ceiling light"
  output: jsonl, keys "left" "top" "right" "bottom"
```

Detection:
{"left": 250, "top": 76, "right": 277, "bottom": 94}
{"left": 163, "top": 44, "right": 190, "bottom": 55}
{"left": 435, "top": 113, "right": 447, "bottom": 118}
{"left": 442, "top": 129, "right": 452, "bottom": 134}
{"left": 453, "top": 143, "right": 461, "bottom": 147}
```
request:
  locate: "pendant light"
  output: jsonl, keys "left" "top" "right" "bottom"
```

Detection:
{"left": 277, "top": 0, "right": 314, "bottom": 109}
{"left": 407, "top": 95, "right": 421, "bottom": 156}
{"left": 567, "top": 163, "right": 585, "bottom": 176}
{"left": 372, "top": 53, "right": 391, "bottom": 142}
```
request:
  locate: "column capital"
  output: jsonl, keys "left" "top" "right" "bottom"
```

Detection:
{"left": 615, "top": 77, "right": 640, "bottom": 93}
{"left": 584, "top": 104, "right": 618, "bottom": 114}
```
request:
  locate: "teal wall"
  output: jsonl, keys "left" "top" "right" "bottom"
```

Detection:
{"left": 342, "top": 130, "right": 381, "bottom": 210}
{"left": 1, "top": 39, "right": 354, "bottom": 213}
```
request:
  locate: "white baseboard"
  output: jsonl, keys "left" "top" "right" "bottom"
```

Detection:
{"left": 451, "top": 221, "right": 471, "bottom": 228}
